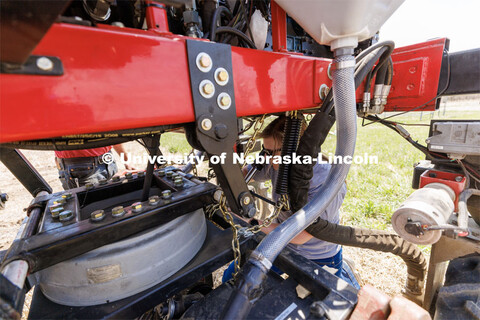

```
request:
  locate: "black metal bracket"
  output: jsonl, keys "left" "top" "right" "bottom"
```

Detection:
{"left": 1, "top": 55, "right": 64, "bottom": 76}
{"left": 0, "top": 273, "right": 25, "bottom": 320}
{"left": 186, "top": 40, "right": 255, "bottom": 217}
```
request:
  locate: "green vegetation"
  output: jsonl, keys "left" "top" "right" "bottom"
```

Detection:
{"left": 160, "top": 107, "right": 480, "bottom": 233}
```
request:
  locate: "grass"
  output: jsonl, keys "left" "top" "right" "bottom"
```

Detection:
{"left": 160, "top": 106, "right": 480, "bottom": 232}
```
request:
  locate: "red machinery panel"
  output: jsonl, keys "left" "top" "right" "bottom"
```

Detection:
{"left": 0, "top": 20, "right": 446, "bottom": 143}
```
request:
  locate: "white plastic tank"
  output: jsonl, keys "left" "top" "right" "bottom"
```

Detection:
{"left": 274, "top": 0, "right": 404, "bottom": 49}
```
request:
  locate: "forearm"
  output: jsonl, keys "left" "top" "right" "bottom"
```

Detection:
{"left": 259, "top": 222, "right": 313, "bottom": 245}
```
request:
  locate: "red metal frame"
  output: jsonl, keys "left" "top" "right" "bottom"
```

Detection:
{"left": 0, "top": 16, "right": 446, "bottom": 143}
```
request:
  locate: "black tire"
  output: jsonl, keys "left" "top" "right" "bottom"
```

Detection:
{"left": 434, "top": 254, "right": 480, "bottom": 320}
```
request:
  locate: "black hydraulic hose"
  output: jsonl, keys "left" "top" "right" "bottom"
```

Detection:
{"left": 274, "top": 115, "right": 302, "bottom": 196}
{"left": 384, "top": 57, "right": 393, "bottom": 85}
{"left": 210, "top": 6, "right": 233, "bottom": 41}
{"left": 214, "top": 27, "right": 256, "bottom": 49}
{"left": 305, "top": 221, "right": 427, "bottom": 298}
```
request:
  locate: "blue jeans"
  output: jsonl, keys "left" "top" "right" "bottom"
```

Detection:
{"left": 222, "top": 248, "right": 360, "bottom": 290}
{"left": 58, "top": 155, "right": 118, "bottom": 190}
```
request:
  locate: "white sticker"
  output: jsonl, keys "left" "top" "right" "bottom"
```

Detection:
{"left": 274, "top": 302, "right": 298, "bottom": 320}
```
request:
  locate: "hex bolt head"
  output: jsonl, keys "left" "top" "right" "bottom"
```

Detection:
{"left": 199, "top": 54, "right": 212, "bottom": 68}
{"left": 202, "top": 82, "right": 214, "bottom": 95}
{"left": 217, "top": 93, "right": 232, "bottom": 110}
{"left": 131, "top": 202, "right": 142, "bottom": 213}
{"left": 166, "top": 171, "right": 173, "bottom": 179}
{"left": 455, "top": 176, "right": 463, "bottom": 182}
{"left": 174, "top": 179, "right": 183, "bottom": 187}
{"left": 36, "top": 57, "right": 54, "bottom": 71}
{"left": 199, "top": 80, "right": 215, "bottom": 98}
{"left": 243, "top": 196, "right": 251, "bottom": 205}
{"left": 215, "top": 68, "right": 229, "bottom": 86}
{"left": 62, "top": 192, "right": 73, "bottom": 200}
{"left": 149, "top": 195, "right": 160, "bottom": 205}
{"left": 162, "top": 190, "right": 172, "bottom": 200}
{"left": 112, "top": 175, "right": 121, "bottom": 182}
{"left": 196, "top": 52, "right": 213, "bottom": 72}
{"left": 112, "top": 206, "right": 125, "bottom": 217}
{"left": 49, "top": 203, "right": 63, "bottom": 211}
{"left": 158, "top": 169, "right": 166, "bottom": 177}
{"left": 125, "top": 172, "right": 133, "bottom": 179}
{"left": 51, "top": 207, "right": 64, "bottom": 219}
{"left": 53, "top": 197, "right": 66, "bottom": 205}
{"left": 201, "top": 118, "right": 213, "bottom": 131}
{"left": 59, "top": 210, "right": 74, "bottom": 222}
{"left": 90, "top": 209, "right": 106, "bottom": 222}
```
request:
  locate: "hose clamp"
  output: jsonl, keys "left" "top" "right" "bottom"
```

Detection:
{"left": 250, "top": 251, "right": 272, "bottom": 272}
{"left": 331, "top": 60, "right": 355, "bottom": 70}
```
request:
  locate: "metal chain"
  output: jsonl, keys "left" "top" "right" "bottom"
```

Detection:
{"left": 241, "top": 114, "right": 266, "bottom": 169}
{"left": 209, "top": 193, "right": 286, "bottom": 277}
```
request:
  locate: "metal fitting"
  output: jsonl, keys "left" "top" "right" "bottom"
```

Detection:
{"left": 158, "top": 169, "right": 166, "bottom": 177}
{"left": 362, "top": 92, "right": 371, "bottom": 112}
{"left": 112, "top": 175, "right": 121, "bottom": 182}
{"left": 214, "top": 68, "right": 229, "bottom": 86}
{"left": 149, "top": 195, "right": 160, "bottom": 205}
{"left": 51, "top": 207, "right": 64, "bottom": 219}
{"left": 53, "top": 197, "right": 66, "bottom": 205}
{"left": 174, "top": 178, "right": 183, "bottom": 187}
{"left": 243, "top": 196, "right": 251, "bottom": 205}
{"left": 62, "top": 192, "right": 73, "bottom": 200}
{"left": 112, "top": 206, "right": 125, "bottom": 218}
{"left": 318, "top": 84, "right": 329, "bottom": 100}
{"left": 199, "top": 80, "right": 215, "bottom": 98}
{"left": 36, "top": 57, "right": 54, "bottom": 71}
{"left": 201, "top": 118, "right": 213, "bottom": 131}
{"left": 196, "top": 52, "right": 212, "bottom": 72}
{"left": 59, "top": 210, "right": 74, "bottom": 222}
{"left": 331, "top": 59, "right": 355, "bottom": 70}
{"left": 217, "top": 92, "right": 232, "bottom": 110}
{"left": 166, "top": 171, "right": 173, "bottom": 179}
{"left": 131, "top": 202, "right": 142, "bottom": 213}
{"left": 125, "top": 172, "right": 133, "bottom": 179}
{"left": 90, "top": 209, "right": 106, "bottom": 222}
{"left": 162, "top": 190, "right": 172, "bottom": 200}
{"left": 138, "top": 171, "right": 145, "bottom": 178}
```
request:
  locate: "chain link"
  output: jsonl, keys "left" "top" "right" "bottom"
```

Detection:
{"left": 242, "top": 114, "right": 266, "bottom": 169}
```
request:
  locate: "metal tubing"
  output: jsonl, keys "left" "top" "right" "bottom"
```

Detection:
{"left": 458, "top": 188, "right": 480, "bottom": 230}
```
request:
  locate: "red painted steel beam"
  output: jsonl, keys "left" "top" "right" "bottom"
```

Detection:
{"left": 0, "top": 22, "right": 446, "bottom": 143}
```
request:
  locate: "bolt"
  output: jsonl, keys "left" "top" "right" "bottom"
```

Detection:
{"left": 49, "top": 203, "right": 63, "bottom": 211}
{"left": 112, "top": 206, "right": 125, "bottom": 217}
{"left": 138, "top": 171, "right": 145, "bottom": 178}
{"left": 158, "top": 169, "right": 166, "bottom": 177}
{"left": 319, "top": 84, "right": 329, "bottom": 100}
{"left": 90, "top": 209, "right": 106, "bottom": 222}
{"left": 59, "top": 210, "right": 74, "bottom": 222}
{"left": 217, "top": 93, "right": 231, "bottom": 110}
{"left": 62, "top": 192, "right": 73, "bottom": 200}
{"left": 162, "top": 190, "right": 172, "bottom": 200}
{"left": 202, "top": 82, "right": 214, "bottom": 95}
{"left": 220, "top": 95, "right": 230, "bottom": 107}
{"left": 201, "top": 118, "right": 213, "bottom": 131}
{"left": 455, "top": 176, "right": 463, "bottom": 182}
{"left": 243, "top": 196, "right": 251, "bottom": 205}
{"left": 125, "top": 172, "right": 133, "bottom": 179}
{"left": 131, "top": 202, "right": 142, "bottom": 213}
{"left": 199, "top": 54, "right": 212, "bottom": 68}
{"left": 149, "top": 195, "right": 160, "bottom": 205}
{"left": 217, "top": 70, "right": 228, "bottom": 82}
{"left": 51, "top": 207, "right": 64, "bottom": 219}
{"left": 166, "top": 171, "right": 173, "bottom": 179}
{"left": 112, "top": 175, "right": 121, "bottom": 182}
{"left": 53, "top": 197, "right": 66, "bottom": 205}
{"left": 174, "top": 178, "right": 183, "bottom": 187}
{"left": 99, "top": 178, "right": 108, "bottom": 185}
{"left": 36, "top": 57, "right": 54, "bottom": 71}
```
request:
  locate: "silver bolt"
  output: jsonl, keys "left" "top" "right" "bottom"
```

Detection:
{"left": 455, "top": 176, "right": 463, "bottom": 182}
{"left": 131, "top": 202, "right": 142, "bottom": 213}
{"left": 166, "top": 171, "right": 173, "bottom": 179}
{"left": 51, "top": 207, "right": 64, "bottom": 219}
{"left": 112, "top": 206, "right": 125, "bottom": 217}
{"left": 149, "top": 195, "right": 160, "bottom": 205}
{"left": 158, "top": 169, "right": 166, "bottom": 177}
{"left": 162, "top": 190, "right": 172, "bottom": 200}
{"left": 125, "top": 172, "right": 133, "bottom": 179}
{"left": 243, "top": 196, "right": 251, "bottom": 205}
{"left": 90, "top": 209, "right": 106, "bottom": 222}
{"left": 174, "top": 178, "right": 183, "bottom": 187}
{"left": 112, "top": 175, "right": 121, "bottom": 182}
{"left": 318, "top": 84, "right": 329, "bottom": 100}
{"left": 53, "top": 197, "right": 66, "bottom": 205}
{"left": 201, "top": 118, "right": 212, "bottom": 131}
{"left": 36, "top": 57, "right": 54, "bottom": 71}
{"left": 59, "top": 210, "right": 74, "bottom": 222}
{"left": 62, "top": 192, "right": 73, "bottom": 200}
{"left": 327, "top": 63, "right": 333, "bottom": 80}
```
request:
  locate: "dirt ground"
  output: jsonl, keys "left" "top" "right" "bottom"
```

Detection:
{"left": 0, "top": 143, "right": 420, "bottom": 318}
